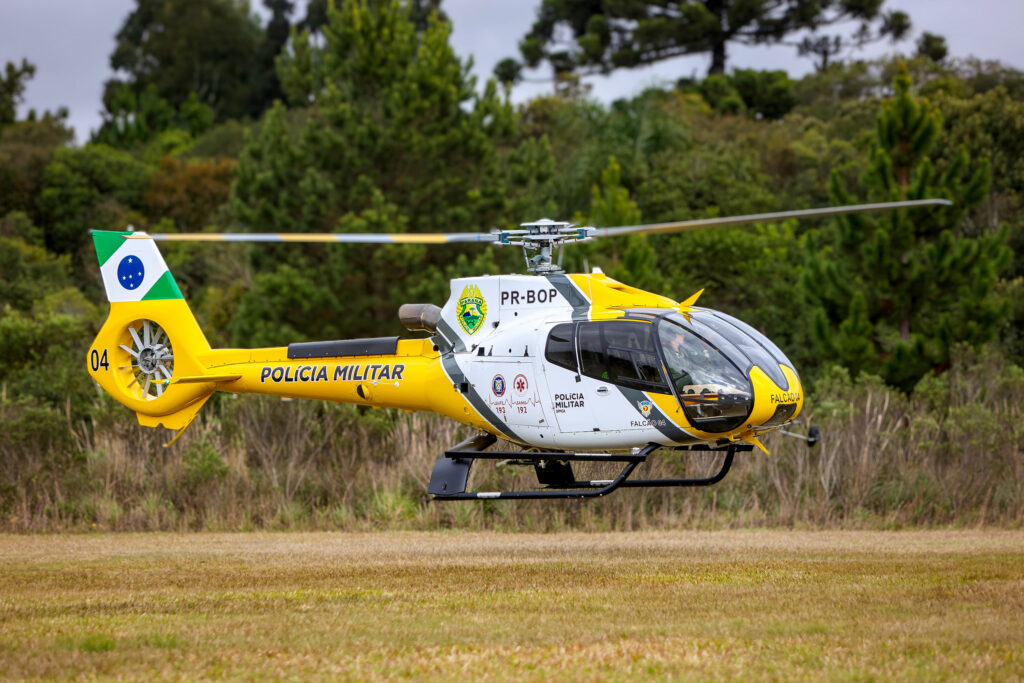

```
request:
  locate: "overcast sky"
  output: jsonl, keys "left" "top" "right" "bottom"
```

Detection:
{"left": 3, "top": 0, "right": 1024, "bottom": 143}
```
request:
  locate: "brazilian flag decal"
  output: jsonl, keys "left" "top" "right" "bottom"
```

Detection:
{"left": 456, "top": 284, "right": 487, "bottom": 335}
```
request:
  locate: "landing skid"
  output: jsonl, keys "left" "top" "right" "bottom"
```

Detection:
{"left": 428, "top": 434, "right": 752, "bottom": 500}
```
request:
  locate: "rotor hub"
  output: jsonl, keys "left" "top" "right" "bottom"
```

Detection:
{"left": 138, "top": 347, "right": 159, "bottom": 374}
{"left": 497, "top": 220, "right": 595, "bottom": 274}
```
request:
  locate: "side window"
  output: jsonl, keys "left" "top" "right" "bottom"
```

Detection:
{"left": 577, "top": 323, "right": 605, "bottom": 379}
{"left": 544, "top": 323, "right": 576, "bottom": 372}
{"left": 578, "top": 321, "right": 669, "bottom": 393}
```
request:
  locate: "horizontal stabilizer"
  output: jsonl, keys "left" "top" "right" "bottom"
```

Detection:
{"left": 165, "top": 374, "right": 242, "bottom": 385}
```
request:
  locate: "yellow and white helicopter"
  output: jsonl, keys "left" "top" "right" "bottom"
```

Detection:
{"left": 87, "top": 199, "right": 947, "bottom": 499}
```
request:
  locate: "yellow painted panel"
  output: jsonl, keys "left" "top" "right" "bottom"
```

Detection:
{"left": 645, "top": 392, "right": 728, "bottom": 441}
{"left": 389, "top": 234, "right": 451, "bottom": 244}
{"left": 568, "top": 273, "right": 677, "bottom": 315}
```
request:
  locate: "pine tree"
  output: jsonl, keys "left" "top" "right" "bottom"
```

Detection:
{"left": 589, "top": 156, "right": 660, "bottom": 291}
{"left": 803, "top": 63, "right": 1010, "bottom": 390}
{"left": 230, "top": 0, "right": 524, "bottom": 341}
{"left": 107, "top": 0, "right": 263, "bottom": 120}
{"left": 240, "top": 0, "right": 514, "bottom": 235}
{"left": 510, "top": 0, "right": 909, "bottom": 79}
{"left": 1, "top": 60, "right": 36, "bottom": 129}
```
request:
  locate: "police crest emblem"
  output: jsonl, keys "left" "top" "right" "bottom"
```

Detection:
{"left": 456, "top": 284, "right": 487, "bottom": 335}
{"left": 638, "top": 400, "right": 653, "bottom": 417}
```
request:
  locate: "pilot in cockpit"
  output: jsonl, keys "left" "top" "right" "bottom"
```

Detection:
{"left": 662, "top": 326, "right": 739, "bottom": 396}
{"left": 662, "top": 327, "right": 695, "bottom": 392}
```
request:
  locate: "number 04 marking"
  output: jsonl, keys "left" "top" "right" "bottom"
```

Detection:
{"left": 90, "top": 349, "right": 110, "bottom": 372}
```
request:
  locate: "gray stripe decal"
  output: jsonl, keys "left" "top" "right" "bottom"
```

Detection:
{"left": 435, "top": 318, "right": 466, "bottom": 353}
{"left": 547, "top": 274, "right": 591, "bottom": 321}
{"left": 440, "top": 353, "right": 522, "bottom": 443}
{"left": 615, "top": 386, "right": 694, "bottom": 443}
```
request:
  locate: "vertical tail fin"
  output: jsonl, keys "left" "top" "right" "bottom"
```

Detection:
{"left": 88, "top": 231, "right": 214, "bottom": 434}
{"left": 92, "top": 230, "right": 184, "bottom": 303}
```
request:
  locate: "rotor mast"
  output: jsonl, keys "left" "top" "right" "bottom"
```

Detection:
{"left": 497, "top": 219, "right": 594, "bottom": 275}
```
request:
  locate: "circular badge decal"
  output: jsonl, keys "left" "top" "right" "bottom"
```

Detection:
{"left": 117, "top": 255, "right": 145, "bottom": 290}
{"left": 492, "top": 374, "right": 506, "bottom": 396}
{"left": 513, "top": 373, "right": 529, "bottom": 396}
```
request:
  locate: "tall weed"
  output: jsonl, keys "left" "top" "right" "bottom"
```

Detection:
{"left": 1, "top": 346, "right": 1021, "bottom": 531}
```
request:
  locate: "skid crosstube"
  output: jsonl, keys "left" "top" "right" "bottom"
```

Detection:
{"left": 428, "top": 434, "right": 752, "bottom": 501}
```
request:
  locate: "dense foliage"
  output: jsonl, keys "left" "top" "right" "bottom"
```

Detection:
{"left": 1, "top": 0, "right": 1021, "bottom": 530}
{"left": 804, "top": 64, "right": 1010, "bottom": 390}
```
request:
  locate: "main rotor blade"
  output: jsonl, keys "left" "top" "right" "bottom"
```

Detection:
{"left": 129, "top": 232, "right": 501, "bottom": 244}
{"left": 595, "top": 199, "right": 952, "bottom": 237}
{"left": 120, "top": 199, "right": 951, "bottom": 249}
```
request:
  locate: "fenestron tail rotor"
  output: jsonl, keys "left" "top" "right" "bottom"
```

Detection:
{"left": 126, "top": 199, "right": 952, "bottom": 274}
{"left": 119, "top": 319, "right": 174, "bottom": 401}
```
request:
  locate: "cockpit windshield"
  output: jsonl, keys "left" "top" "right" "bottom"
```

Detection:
{"left": 657, "top": 318, "right": 753, "bottom": 433}
{"left": 689, "top": 309, "right": 795, "bottom": 389}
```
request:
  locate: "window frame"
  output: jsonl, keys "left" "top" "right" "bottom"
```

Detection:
{"left": 545, "top": 320, "right": 671, "bottom": 394}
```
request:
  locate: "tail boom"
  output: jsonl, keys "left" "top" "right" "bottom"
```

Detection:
{"left": 88, "top": 230, "right": 495, "bottom": 438}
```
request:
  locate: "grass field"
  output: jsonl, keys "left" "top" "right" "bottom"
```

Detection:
{"left": 1, "top": 531, "right": 1023, "bottom": 680}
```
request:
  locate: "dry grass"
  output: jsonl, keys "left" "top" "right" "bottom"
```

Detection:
{"left": 3, "top": 347, "right": 1022, "bottom": 532}
{"left": 1, "top": 530, "right": 1022, "bottom": 680}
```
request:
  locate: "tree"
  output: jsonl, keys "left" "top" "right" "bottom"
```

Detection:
{"left": 0, "top": 236, "right": 99, "bottom": 415}
{"left": 228, "top": 263, "right": 342, "bottom": 346}
{"left": 0, "top": 235, "right": 71, "bottom": 310}
{"left": 300, "top": 0, "right": 445, "bottom": 34}
{"left": 93, "top": 84, "right": 214, "bottom": 148}
{"left": 680, "top": 69, "right": 796, "bottom": 119}
{"left": 146, "top": 157, "right": 234, "bottom": 230}
{"left": 0, "top": 63, "right": 71, "bottom": 239}
{"left": 588, "top": 156, "right": 665, "bottom": 293}
{"left": 494, "top": 58, "right": 523, "bottom": 87}
{"left": 246, "top": 0, "right": 514, "bottom": 235}
{"left": 232, "top": 0, "right": 526, "bottom": 339}
{"left": 108, "top": 0, "right": 263, "bottom": 120}
{"left": 916, "top": 32, "right": 948, "bottom": 64}
{"left": 36, "top": 145, "right": 151, "bottom": 256}
{"left": 933, "top": 85, "right": 1024, "bottom": 367}
{"left": 0, "top": 114, "right": 73, "bottom": 223}
{"left": 1, "top": 60, "right": 36, "bottom": 129}
{"left": 796, "top": 10, "right": 910, "bottom": 71}
{"left": 252, "top": 0, "right": 296, "bottom": 111}
{"left": 803, "top": 64, "right": 1010, "bottom": 391}
{"left": 512, "top": 0, "right": 910, "bottom": 80}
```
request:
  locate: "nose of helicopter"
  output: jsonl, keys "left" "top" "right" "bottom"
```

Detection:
{"left": 659, "top": 308, "right": 803, "bottom": 436}
{"left": 746, "top": 363, "right": 804, "bottom": 431}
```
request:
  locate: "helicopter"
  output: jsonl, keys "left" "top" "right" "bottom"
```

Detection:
{"left": 86, "top": 199, "right": 948, "bottom": 500}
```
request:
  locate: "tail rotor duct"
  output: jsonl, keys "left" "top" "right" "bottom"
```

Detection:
{"left": 120, "top": 319, "right": 174, "bottom": 400}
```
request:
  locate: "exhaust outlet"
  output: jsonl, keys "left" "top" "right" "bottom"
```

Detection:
{"left": 399, "top": 303, "right": 441, "bottom": 332}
